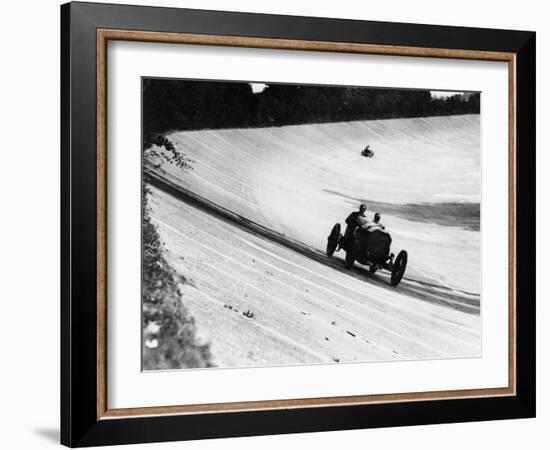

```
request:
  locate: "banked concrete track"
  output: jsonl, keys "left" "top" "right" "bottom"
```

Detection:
{"left": 147, "top": 114, "right": 481, "bottom": 368}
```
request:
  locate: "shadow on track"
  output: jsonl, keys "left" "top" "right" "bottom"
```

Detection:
{"left": 315, "top": 253, "right": 479, "bottom": 314}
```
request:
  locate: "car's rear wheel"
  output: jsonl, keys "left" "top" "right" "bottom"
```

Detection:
{"left": 345, "top": 242, "right": 356, "bottom": 269}
{"left": 391, "top": 250, "right": 408, "bottom": 286}
{"left": 326, "top": 223, "right": 341, "bottom": 257}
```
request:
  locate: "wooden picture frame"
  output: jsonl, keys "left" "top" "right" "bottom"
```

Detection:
{"left": 61, "top": 1, "right": 535, "bottom": 447}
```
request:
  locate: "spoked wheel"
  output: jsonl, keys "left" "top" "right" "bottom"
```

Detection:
{"left": 326, "top": 223, "right": 341, "bottom": 257}
{"left": 390, "top": 250, "right": 408, "bottom": 286}
{"left": 345, "top": 242, "right": 356, "bottom": 269}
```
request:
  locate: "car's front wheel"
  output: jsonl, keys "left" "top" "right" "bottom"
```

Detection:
{"left": 326, "top": 223, "right": 341, "bottom": 257}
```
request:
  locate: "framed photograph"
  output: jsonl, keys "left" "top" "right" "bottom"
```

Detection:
{"left": 61, "top": 1, "right": 536, "bottom": 447}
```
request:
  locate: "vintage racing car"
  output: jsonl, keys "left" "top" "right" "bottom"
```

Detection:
{"left": 326, "top": 222, "right": 408, "bottom": 286}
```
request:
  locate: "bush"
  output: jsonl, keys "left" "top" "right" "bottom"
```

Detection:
{"left": 143, "top": 135, "right": 194, "bottom": 170}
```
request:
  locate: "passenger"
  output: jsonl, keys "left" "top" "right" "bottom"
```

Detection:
{"left": 371, "top": 212, "right": 386, "bottom": 231}
{"left": 358, "top": 212, "right": 385, "bottom": 232}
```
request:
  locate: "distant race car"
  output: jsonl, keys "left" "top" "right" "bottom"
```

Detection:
{"left": 326, "top": 222, "right": 408, "bottom": 286}
{"left": 361, "top": 146, "right": 375, "bottom": 157}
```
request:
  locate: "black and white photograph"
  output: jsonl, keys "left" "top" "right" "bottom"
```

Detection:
{"left": 141, "top": 79, "right": 482, "bottom": 371}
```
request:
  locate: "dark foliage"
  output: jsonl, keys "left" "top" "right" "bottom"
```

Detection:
{"left": 143, "top": 79, "right": 480, "bottom": 133}
{"left": 142, "top": 183, "right": 212, "bottom": 370}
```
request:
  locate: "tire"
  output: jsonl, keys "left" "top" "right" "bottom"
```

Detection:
{"left": 326, "top": 223, "right": 341, "bottom": 257}
{"left": 345, "top": 241, "right": 356, "bottom": 269}
{"left": 391, "top": 250, "right": 408, "bottom": 286}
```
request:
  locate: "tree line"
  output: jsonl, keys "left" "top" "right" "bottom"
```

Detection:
{"left": 143, "top": 79, "right": 480, "bottom": 141}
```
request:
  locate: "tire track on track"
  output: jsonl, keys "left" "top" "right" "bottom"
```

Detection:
{"left": 146, "top": 167, "right": 479, "bottom": 313}
{"left": 154, "top": 205, "right": 480, "bottom": 349}
{"left": 154, "top": 217, "right": 447, "bottom": 358}
{"left": 150, "top": 188, "right": 481, "bottom": 363}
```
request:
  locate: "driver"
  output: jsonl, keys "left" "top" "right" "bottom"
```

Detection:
{"left": 343, "top": 204, "right": 367, "bottom": 243}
